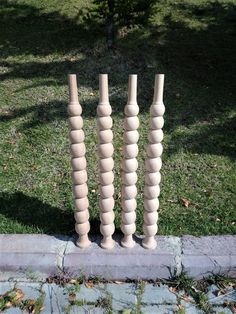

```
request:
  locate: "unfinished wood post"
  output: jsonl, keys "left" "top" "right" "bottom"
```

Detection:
{"left": 68, "top": 74, "right": 91, "bottom": 248}
{"left": 121, "top": 75, "right": 139, "bottom": 248}
{"left": 142, "top": 74, "right": 165, "bottom": 249}
{"left": 97, "top": 74, "right": 115, "bottom": 249}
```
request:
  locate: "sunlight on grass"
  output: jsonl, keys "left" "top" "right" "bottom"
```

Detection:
{"left": 0, "top": 0, "right": 235, "bottom": 235}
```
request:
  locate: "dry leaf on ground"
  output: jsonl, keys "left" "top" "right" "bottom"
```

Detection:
{"left": 114, "top": 281, "right": 123, "bottom": 285}
{"left": 223, "top": 300, "right": 230, "bottom": 307}
{"left": 180, "top": 198, "right": 191, "bottom": 207}
{"left": 85, "top": 281, "right": 94, "bottom": 289}
{"left": 180, "top": 294, "right": 194, "bottom": 303}
{"left": 169, "top": 286, "right": 178, "bottom": 294}
{"left": 15, "top": 289, "right": 24, "bottom": 301}
{"left": 68, "top": 293, "right": 76, "bottom": 302}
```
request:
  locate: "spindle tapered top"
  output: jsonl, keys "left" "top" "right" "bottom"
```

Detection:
{"left": 153, "top": 74, "right": 164, "bottom": 103}
{"left": 99, "top": 74, "right": 109, "bottom": 103}
{"left": 128, "top": 74, "right": 137, "bottom": 103}
{"left": 68, "top": 74, "right": 79, "bottom": 103}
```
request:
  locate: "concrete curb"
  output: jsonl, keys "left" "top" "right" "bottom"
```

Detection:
{"left": 0, "top": 234, "right": 235, "bottom": 280}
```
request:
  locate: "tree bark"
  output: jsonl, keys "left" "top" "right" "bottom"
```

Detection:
{"left": 106, "top": 0, "right": 115, "bottom": 49}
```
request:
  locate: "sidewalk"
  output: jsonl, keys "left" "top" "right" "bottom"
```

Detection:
{"left": 0, "top": 234, "right": 236, "bottom": 313}
{"left": 0, "top": 280, "right": 236, "bottom": 313}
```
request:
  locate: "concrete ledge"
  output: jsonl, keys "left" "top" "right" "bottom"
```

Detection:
{"left": 182, "top": 235, "right": 236, "bottom": 278}
{"left": 64, "top": 235, "right": 181, "bottom": 280}
{"left": 0, "top": 234, "right": 235, "bottom": 281}
{"left": 0, "top": 234, "right": 69, "bottom": 281}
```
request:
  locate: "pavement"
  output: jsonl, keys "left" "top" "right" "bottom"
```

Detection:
{"left": 0, "top": 234, "right": 236, "bottom": 313}
{"left": 0, "top": 280, "right": 236, "bottom": 313}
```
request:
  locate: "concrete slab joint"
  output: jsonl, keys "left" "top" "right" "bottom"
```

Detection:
{"left": 181, "top": 235, "right": 236, "bottom": 278}
{"left": 0, "top": 234, "right": 235, "bottom": 280}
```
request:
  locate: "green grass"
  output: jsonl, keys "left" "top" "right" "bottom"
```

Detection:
{"left": 0, "top": 0, "right": 235, "bottom": 235}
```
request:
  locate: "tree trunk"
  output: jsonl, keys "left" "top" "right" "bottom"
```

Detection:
{"left": 106, "top": 0, "right": 115, "bottom": 49}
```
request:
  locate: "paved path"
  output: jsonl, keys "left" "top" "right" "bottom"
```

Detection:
{"left": 0, "top": 281, "right": 235, "bottom": 313}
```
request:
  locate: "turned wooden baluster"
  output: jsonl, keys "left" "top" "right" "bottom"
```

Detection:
{"left": 97, "top": 74, "right": 115, "bottom": 249}
{"left": 142, "top": 74, "right": 165, "bottom": 250}
{"left": 121, "top": 75, "right": 139, "bottom": 248}
{"left": 68, "top": 74, "right": 91, "bottom": 248}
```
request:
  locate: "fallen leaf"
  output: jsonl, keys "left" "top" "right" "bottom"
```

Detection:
{"left": 180, "top": 198, "right": 191, "bottom": 207}
{"left": 85, "top": 281, "right": 94, "bottom": 289}
{"left": 223, "top": 300, "right": 230, "bottom": 307}
{"left": 221, "top": 282, "right": 230, "bottom": 289}
{"left": 26, "top": 299, "right": 37, "bottom": 314}
{"left": 29, "top": 306, "right": 35, "bottom": 313}
{"left": 46, "top": 277, "right": 53, "bottom": 284}
{"left": 180, "top": 294, "right": 193, "bottom": 303}
{"left": 15, "top": 289, "right": 24, "bottom": 301}
{"left": 5, "top": 301, "right": 13, "bottom": 308}
{"left": 68, "top": 292, "right": 76, "bottom": 302}
{"left": 27, "top": 299, "right": 36, "bottom": 306}
{"left": 169, "top": 286, "right": 178, "bottom": 294}
{"left": 216, "top": 289, "right": 227, "bottom": 297}
{"left": 6, "top": 139, "right": 16, "bottom": 145}
{"left": 178, "top": 304, "right": 185, "bottom": 310}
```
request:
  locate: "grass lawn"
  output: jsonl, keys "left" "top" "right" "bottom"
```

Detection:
{"left": 0, "top": 0, "right": 235, "bottom": 235}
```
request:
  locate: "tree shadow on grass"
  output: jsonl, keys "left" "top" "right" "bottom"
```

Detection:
{"left": 166, "top": 115, "right": 236, "bottom": 159}
{"left": 1, "top": 98, "right": 235, "bottom": 159}
{"left": 0, "top": 0, "right": 98, "bottom": 58}
{"left": 0, "top": 0, "right": 235, "bottom": 160}
{"left": 0, "top": 191, "right": 101, "bottom": 235}
{"left": 0, "top": 95, "right": 127, "bottom": 128}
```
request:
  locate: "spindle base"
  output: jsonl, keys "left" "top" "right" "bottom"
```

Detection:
{"left": 121, "top": 235, "right": 136, "bottom": 248}
{"left": 142, "top": 236, "right": 157, "bottom": 250}
{"left": 101, "top": 237, "right": 115, "bottom": 249}
{"left": 76, "top": 235, "right": 91, "bottom": 249}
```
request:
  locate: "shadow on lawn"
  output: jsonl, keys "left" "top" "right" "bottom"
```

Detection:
{"left": 1, "top": 98, "right": 235, "bottom": 159}
{"left": 0, "top": 191, "right": 101, "bottom": 234}
{"left": 166, "top": 115, "right": 236, "bottom": 159}
{"left": 0, "top": 0, "right": 235, "bottom": 159}
{"left": 0, "top": 96, "right": 126, "bottom": 124}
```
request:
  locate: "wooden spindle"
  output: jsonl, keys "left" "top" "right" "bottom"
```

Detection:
{"left": 142, "top": 74, "right": 165, "bottom": 249}
{"left": 68, "top": 74, "right": 91, "bottom": 248}
{"left": 121, "top": 75, "right": 139, "bottom": 248}
{"left": 97, "top": 74, "right": 115, "bottom": 249}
